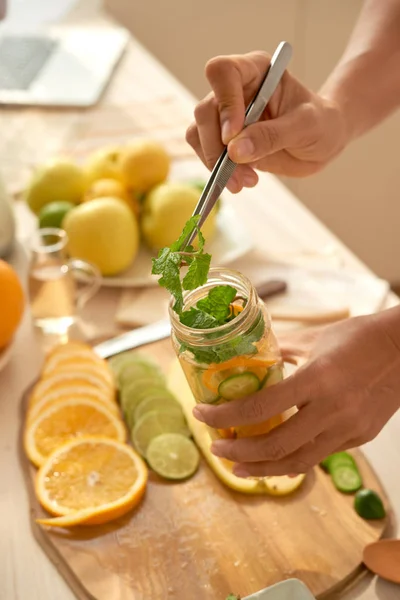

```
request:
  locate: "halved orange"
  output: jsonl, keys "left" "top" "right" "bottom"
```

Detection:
{"left": 24, "top": 398, "right": 126, "bottom": 467}
{"left": 35, "top": 437, "right": 148, "bottom": 526}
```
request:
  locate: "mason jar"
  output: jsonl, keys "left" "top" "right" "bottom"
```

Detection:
{"left": 170, "top": 267, "right": 285, "bottom": 442}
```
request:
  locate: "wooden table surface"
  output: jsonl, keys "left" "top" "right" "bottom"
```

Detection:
{"left": 0, "top": 3, "right": 399, "bottom": 600}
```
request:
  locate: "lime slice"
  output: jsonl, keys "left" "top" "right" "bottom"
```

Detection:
{"left": 146, "top": 433, "right": 200, "bottom": 480}
{"left": 134, "top": 394, "right": 181, "bottom": 424}
{"left": 119, "top": 363, "right": 164, "bottom": 390}
{"left": 109, "top": 352, "right": 162, "bottom": 380}
{"left": 121, "top": 385, "right": 175, "bottom": 427}
{"left": 132, "top": 410, "right": 190, "bottom": 457}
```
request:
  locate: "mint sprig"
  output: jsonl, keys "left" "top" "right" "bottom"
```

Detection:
{"left": 152, "top": 216, "right": 211, "bottom": 313}
{"left": 152, "top": 216, "right": 264, "bottom": 365}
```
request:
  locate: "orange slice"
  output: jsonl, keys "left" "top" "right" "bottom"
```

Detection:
{"left": 46, "top": 361, "right": 115, "bottom": 389}
{"left": 45, "top": 341, "right": 94, "bottom": 358}
{"left": 29, "top": 372, "right": 115, "bottom": 408}
{"left": 43, "top": 351, "right": 113, "bottom": 379}
{"left": 28, "top": 389, "right": 120, "bottom": 423}
{"left": 24, "top": 398, "right": 126, "bottom": 467}
{"left": 35, "top": 438, "right": 148, "bottom": 526}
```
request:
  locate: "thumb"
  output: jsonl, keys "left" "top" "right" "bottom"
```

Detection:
{"left": 228, "top": 110, "right": 307, "bottom": 163}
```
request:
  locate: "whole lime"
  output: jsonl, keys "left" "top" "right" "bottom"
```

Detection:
{"left": 38, "top": 201, "right": 75, "bottom": 229}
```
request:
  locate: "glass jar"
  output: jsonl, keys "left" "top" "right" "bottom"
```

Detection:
{"left": 170, "top": 267, "right": 285, "bottom": 441}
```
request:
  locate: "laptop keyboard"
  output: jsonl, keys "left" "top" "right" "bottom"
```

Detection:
{"left": 0, "top": 36, "right": 58, "bottom": 91}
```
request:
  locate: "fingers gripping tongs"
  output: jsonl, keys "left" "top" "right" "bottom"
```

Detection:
{"left": 183, "top": 41, "right": 293, "bottom": 249}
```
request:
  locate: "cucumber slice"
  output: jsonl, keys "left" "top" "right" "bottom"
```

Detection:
{"left": 218, "top": 372, "right": 260, "bottom": 401}
{"left": 191, "top": 369, "right": 220, "bottom": 404}
{"left": 261, "top": 365, "right": 284, "bottom": 388}
{"left": 354, "top": 489, "right": 386, "bottom": 520}
{"left": 331, "top": 466, "right": 362, "bottom": 493}
{"left": 320, "top": 451, "right": 356, "bottom": 473}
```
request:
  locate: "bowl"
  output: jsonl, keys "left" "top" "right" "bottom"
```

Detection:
{"left": 243, "top": 579, "right": 316, "bottom": 600}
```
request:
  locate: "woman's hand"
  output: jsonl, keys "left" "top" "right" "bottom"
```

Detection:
{"left": 193, "top": 308, "right": 400, "bottom": 478}
{"left": 186, "top": 51, "right": 348, "bottom": 193}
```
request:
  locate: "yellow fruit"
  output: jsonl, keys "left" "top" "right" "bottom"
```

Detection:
{"left": 84, "top": 147, "right": 124, "bottom": 184}
{"left": 25, "top": 159, "right": 87, "bottom": 215}
{"left": 35, "top": 437, "right": 148, "bottom": 526}
{"left": 119, "top": 140, "right": 170, "bottom": 192}
{"left": 0, "top": 259, "right": 24, "bottom": 350}
{"left": 28, "top": 390, "right": 119, "bottom": 424}
{"left": 82, "top": 178, "right": 140, "bottom": 218}
{"left": 167, "top": 360, "right": 305, "bottom": 496}
{"left": 63, "top": 197, "right": 139, "bottom": 276}
{"left": 29, "top": 372, "right": 115, "bottom": 408}
{"left": 141, "top": 182, "right": 216, "bottom": 251}
{"left": 43, "top": 353, "right": 114, "bottom": 384}
{"left": 24, "top": 398, "right": 126, "bottom": 467}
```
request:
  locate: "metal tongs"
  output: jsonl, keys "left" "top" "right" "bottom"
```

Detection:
{"left": 183, "top": 41, "right": 293, "bottom": 248}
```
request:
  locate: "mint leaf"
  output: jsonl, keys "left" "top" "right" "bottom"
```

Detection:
{"left": 197, "top": 285, "right": 236, "bottom": 323}
{"left": 183, "top": 312, "right": 265, "bottom": 365}
{"left": 180, "top": 308, "right": 218, "bottom": 329}
{"left": 152, "top": 248, "right": 183, "bottom": 313}
{"left": 171, "top": 215, "right": 200, "bottom": 252}
{"left": 182, "top": 252, "right": 211, "bottom": 290}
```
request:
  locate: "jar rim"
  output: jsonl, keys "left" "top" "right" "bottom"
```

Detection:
{"left": 168, "top": 266, "right": 258, "bottom": 345}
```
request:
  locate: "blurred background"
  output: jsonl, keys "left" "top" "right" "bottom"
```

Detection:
{"left": 105, "top": 0, "right": 400, "bottom": 286}
{"left": 2, "top": 0, "right": 400, "bottom": 286}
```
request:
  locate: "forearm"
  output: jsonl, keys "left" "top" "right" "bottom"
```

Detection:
{"left": 320, "top": 0, "right": 400, "bottom": 142}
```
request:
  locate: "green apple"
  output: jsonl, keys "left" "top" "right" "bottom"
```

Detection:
{"left": 63, "top": 197, "right": 139, "bottom": 276}
{"left": 25, "top": 159, "right": 87, "bottom": 215}
{"left": 141, "top": 182, "right": 217, "bottom": 251}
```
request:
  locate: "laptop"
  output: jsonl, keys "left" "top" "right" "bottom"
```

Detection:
{"left": 0, "top": 26, "right": 129, "bottom": 107}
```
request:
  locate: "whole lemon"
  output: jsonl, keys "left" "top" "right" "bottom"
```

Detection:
{"left": 84, "top": 147, "right": 124, "bottom": 184}
{"left": 63, "top": 197, "right": 139, "bottom": 276}
{"left": 141, "top": 182, "right": 217, "bottom": 251}
{"left": 119, "top": 140, "right": 170, "bottom": 192}
{"left": 83, "top": 178, "right": 140, "bottom": 218}
{"left": 0, "top": 259, "right": 24, "bottom": 349}
{"left": 25, "top": 159, "right": 87, "bottom": 215}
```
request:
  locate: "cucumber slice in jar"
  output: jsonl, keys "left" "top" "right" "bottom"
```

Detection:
{"left": 218, "top": 372, "right": 260, "bottom": 401}
{"left": 331, "top": 466, "right": 362, "bottom": 493}
{"left": 261, "top": 364, "right": 284, "bottom": 388}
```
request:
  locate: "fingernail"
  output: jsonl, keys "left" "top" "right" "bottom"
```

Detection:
{"left": 288, "top": 473, "right": 298, "bottom": 478}
{"left": 243, "top": 172, "right": 257, "bottom": 187}
{"left": 231, "top": 137, "right": 254, "bottom": 161}
{"left": 192, "top": 407, "right": 205, "bottom": 422}
{"left": 233, "top": 466, "right": 250, "bottom": 478}
{"left": 210, "top": 442, "right": 225, "bottom": 457}
{"left": 221, "top": 121, "right": 232, "bottom": 145}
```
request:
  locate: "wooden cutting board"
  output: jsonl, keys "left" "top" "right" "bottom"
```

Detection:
{"left": 19, "top": 339, "right": 392, "bottom": 600}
